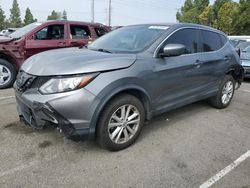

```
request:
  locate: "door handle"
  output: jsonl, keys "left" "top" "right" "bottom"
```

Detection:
{"left": 194, "top": 60, "right": 203, "bottom": 67}
{"left": 58, "top": 42, "right": 66, "bottom": 46}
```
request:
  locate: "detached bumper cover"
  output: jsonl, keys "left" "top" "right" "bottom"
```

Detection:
{"left": 14, "top": 84, "right": 100, "bottom": 140}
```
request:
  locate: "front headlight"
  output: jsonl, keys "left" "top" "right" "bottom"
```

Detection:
{"left": 39, "top": 73, "right": 98, "bottom": 94}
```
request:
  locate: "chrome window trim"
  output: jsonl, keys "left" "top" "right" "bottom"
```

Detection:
{"left": 153, "top": 26, "right": 228, "bottom": 58}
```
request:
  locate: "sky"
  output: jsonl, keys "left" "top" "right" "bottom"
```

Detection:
{"left": 0, "top": 0, "right": 214, "bottom": 26}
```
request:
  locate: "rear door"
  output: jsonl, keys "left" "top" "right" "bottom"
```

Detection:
{"left": 69, "top": 24, "right": 92, "bottom": 47}
{"left": 94, "top": 27, "right": 109, "bottom": 38}
{"left": 25, "top": 23, "right": 67, "bottom": 58}
{"left": 199, "top": 29, "right": 228, "bottom": 90}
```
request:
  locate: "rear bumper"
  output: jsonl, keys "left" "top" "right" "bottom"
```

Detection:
{"left": 14, "top": 84, "right": 100, "bottom": 140}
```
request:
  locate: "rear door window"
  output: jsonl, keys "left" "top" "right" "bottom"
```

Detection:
{"left": 70, "top": 25, "right": 91, "bottom": 39}
{"left": 200, "top": 30, "right": 223, "bottom": 52}
{"left": 35, "top": 24, "right": 65, "bottom": 40}
{"left": 95, "top": 27, "right": 108, "bottom": 37}
{"left": 164, "top": 28, "right": 198, "bottom": 54}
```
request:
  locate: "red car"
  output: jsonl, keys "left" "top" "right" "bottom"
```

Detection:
{"left": 0, "top": 20, "right": 111, "bottom": 88}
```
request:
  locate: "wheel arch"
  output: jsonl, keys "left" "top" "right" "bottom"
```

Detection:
{"left": 0, "top": 52, "right": 19, "bottom": 71}
{"left": 225, "top": 65, "right": 244, "bottom": 84}
{"left": 89, "top": 85, "right": 152, "bottom": 138}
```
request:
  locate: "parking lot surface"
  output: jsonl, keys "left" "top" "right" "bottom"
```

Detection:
{"left": 0, "top": 81, "right": 250, "bottom": 188}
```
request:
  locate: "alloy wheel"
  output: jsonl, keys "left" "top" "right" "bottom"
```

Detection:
{"left": 0, "top": 65, "right": 11, "bottom": 86}
{"left": 108, "top": 104, "right": 140, "bottom": 144}
{"left": 221, "top": 81, "right": 234, "bottom": 105}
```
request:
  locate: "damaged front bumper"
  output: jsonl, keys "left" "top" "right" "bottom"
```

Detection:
{"left": 14, "top": 84, "right": 99, "bottom": 140}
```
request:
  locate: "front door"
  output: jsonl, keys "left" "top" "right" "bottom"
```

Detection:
{"left": 150, "top": 28, "right": 206, "bottom": 112}
{"left": 25, "top": 23, "right": 68, "bottom": 59}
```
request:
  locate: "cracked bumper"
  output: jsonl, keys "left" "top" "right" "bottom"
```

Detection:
{"left": 14, "top": 84, "right": 100, "bottom": 140}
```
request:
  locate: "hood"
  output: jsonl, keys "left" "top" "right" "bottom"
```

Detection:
{"left": 22, "top": 48, "right": 137, "bottom": 76}
{"left": 0, "top": 36, "right": 15, "bottom": 43}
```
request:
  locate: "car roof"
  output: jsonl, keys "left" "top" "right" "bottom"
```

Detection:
{"left": 126, "top": 23, "right": 226, "bottom": 36}
{"left": 41, "top": 20, "right": 108, "bottom": 27}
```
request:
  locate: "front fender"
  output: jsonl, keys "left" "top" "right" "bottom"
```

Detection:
{"left": 88, "top": 80, "right": 152, "bottom": 137}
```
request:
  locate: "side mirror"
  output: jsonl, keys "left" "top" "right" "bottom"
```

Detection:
{"left": 236, "top": 47, "right": 241, "bottom": 56}
{"left": 159, "top": 44, "right": 186, "bottom": 57}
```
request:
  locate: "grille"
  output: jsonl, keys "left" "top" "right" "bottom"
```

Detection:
{"left": 16, "top": 71, "right": 51, "bottom": 92}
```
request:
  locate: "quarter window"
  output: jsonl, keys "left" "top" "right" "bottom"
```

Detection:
{"left": 200, "top": 30, "right": 223, "bottom": 52}
{"left": 95, "top": 27, "right": 108, "bottom": 37}
{"left": 164, "top": 28, "right": 198, "bottom": 54}
{"left": 70, "top": 25, "right": 91, "bottom": 39}
{"left": 35, "top": 24, "right": 64, "bottom": 40}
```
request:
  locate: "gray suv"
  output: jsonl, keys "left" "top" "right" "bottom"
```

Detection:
{"left": 14, "top": 23, "right": 244, "bottom": 151}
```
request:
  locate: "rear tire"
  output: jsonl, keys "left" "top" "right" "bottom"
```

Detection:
{"left": 97, "top": 94, "right": 145, "bottom": 151}
{"left": 0, "top": 58, "right": 16, "bottom": 89}
{"left": 210, "top": 75, "right": 235, "bottom": 109}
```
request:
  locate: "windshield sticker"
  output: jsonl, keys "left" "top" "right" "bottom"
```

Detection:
{"left": 149, "top": 26, "right": 169, "bottom": 30}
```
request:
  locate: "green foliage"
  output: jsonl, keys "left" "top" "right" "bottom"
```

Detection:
{"left": 194, "top": 0, "right": 209, "bottom": 11}
{"left": 198, "top": 5, "right": 213, "bottom": 26}
{"left": 217, "top": 2, "right": 238, "bottom": 34}
{"left": 9, "top": 0, "right": 22, "bottom": 27}
{"left": 0, "top": 6, "right": 6, "bottom": 30}
{"left": 24, "top": 8, "right": 36, "bottom": 25}
{"left": 62, "top": 10, "right": 67, "bottom": 20}
{"left": 232, "top": 0, "right": 250, "bottom": 35}
{"left": 176, "top": 0, "right": 209, "bottom": 24}
{"left": 47, "top": 10, "right": 61, "bottom": 20}
{"left": 212, "top": 0, "right": 231, "bottom": 20}
{"left": 177, "top": 0, "right": 250, "bottom": 35}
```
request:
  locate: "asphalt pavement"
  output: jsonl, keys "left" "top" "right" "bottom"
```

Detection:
{"left": 0, "top": 81, "right": 249, "bottom": 188}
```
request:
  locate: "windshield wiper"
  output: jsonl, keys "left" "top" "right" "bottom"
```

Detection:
{"left": 96, "top": 48, "right": 112, "bottom": 53}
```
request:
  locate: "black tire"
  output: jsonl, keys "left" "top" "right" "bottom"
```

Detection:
{"left": 0, "top": 58, "right": 17, "bottom": 89}
{"left": 210, "top": 75, "right": 236, "bottom": 109}
{"left": 97, "top": 94, "right": 145, "bottom": 151}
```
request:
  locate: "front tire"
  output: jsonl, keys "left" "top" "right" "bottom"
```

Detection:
{"left": 210, "top": 75, "right": 235, "bottom": 109}
{"left": 0, "top": 59, "right": 16, "bottom": 89}
{"left": 97, "top": 94, "right": 145, "bottom": 151}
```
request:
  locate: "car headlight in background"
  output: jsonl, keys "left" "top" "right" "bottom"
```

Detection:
{"left": 39, "top": 73, "right": 99, "bottom": 94}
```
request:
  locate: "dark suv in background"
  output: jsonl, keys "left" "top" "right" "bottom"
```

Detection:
{"left": 0, "top": 20, "right": 110, "bottom": 88}
{"left": 15, "top": 23, "right": 244, "bottom": 151}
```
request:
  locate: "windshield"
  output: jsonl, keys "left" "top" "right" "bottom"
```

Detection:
{"left": 9, "top": 22, "right": 42, "bottom": 39}
{"left": 88, "top": 25, "right": 169, "bottom": 53}
{"left": 243, "top": 46, "right": 250, "bottom": 52}
{"left": 237, "top": 42, "right": 250, "bottom": 51}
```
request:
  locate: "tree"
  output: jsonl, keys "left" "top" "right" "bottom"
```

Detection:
{"left": 217, "top": 2, "right": 238, "bottom": 34}
{"left": 9, "top": 0, "right": 22, "bottom": 27}
{"left": 0, "top": 6, "right": 6, "bottom": 30}
{"left": 47, "top": 10, "right": 61, "bottom": 20}
{"left": 194, "top": 0, "right": 209, "bottom": 12}
{"left": 198, "top": 5, "right": 213, "bottom": 26}
{"left": 176, "top": 0, "right": 209, "bottom": 23}
{"left": 24, "top": 8, "right": 36, "bottom": 25}
{"left": 232, "top": 0, "right": 250, "bottom": 35}
{"left": 62, "top": 10, "right": 67, "bottom": 20}
{"left": 212, "top": 0, "right": 231, "bottom": 27}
